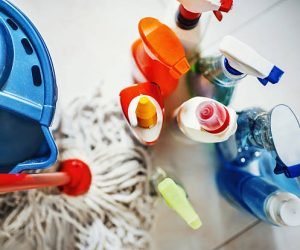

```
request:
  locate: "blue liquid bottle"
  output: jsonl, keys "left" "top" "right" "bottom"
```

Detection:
{"left": 217, "top": 167, "right": 300, "bottom": 226}
{"left": 187, "top": 36, "right": 284, "bottom": 105}
{"left": 217, "top": 105, "right": 300, "bottom": 179}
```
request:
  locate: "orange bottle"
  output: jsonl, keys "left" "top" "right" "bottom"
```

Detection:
{"left": 131, "top": 17, "right": 190, "bottom": 98}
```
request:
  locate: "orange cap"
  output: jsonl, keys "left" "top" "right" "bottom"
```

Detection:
{"left": 138, "top": 17, "right": 190, "bottom": 78}
{"left": 135, "top": 96, "right": 157, "bottom": 128}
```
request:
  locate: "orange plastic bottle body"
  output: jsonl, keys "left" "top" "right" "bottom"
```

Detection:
{"left": 131, "top": 17, "right": 190, "bottom": 98}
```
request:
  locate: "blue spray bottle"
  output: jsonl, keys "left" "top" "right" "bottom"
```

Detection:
{"left": 217, "top": 167, "right": 300, "bottom": 226}
{"left": 186, "top": 36, "right": 284, "bottom": 105}
{"left": 0, "top": 1, "right": 58, "bottom": 173}
{"left": 217, "top": 104, "right": 300, "bottom": 179}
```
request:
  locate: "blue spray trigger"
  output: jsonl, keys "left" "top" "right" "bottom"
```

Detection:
{"left": 274, "top": 162, "right": 300, "bottom": 178}
{"left": 257, "top": 66, "right": 284, "bottom": 86}
{"left": 0, "top": 0, "right": 58, "bottom": 173}
{"left": 224, "top": 58, "right": 243, "bottom": 76}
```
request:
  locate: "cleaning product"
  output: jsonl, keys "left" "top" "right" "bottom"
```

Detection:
{"left": 217, "top": 167, "right": 300, "bottom": 226}
{"left": 0, "top": 159, "right": 91, "bottom": 196}
{"left": 131, "top": 17, "right": 190, "bottom": 97}
{"left": 120, "top": 82, "right": 164, "bottom": 145}
{"left": 217, "top": 104, "right": 300, "bottom": 178}
{"left": 165, "top": 0, "right": 233, "bottom": 62}
{"left": 0, "top": 0, "right": 58, "bottom": 173}
{"left": 171, "top": 96, "right": 237, "bottom": 143}
{"left": 187, "top": 36, "right": 284, "bottom": 105}
{"left": 151, "top": 168, "right": 201, "bottom": 230}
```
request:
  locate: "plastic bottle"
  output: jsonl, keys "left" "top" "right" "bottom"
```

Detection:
{"left": 187, "top": 36, "right": 284, "bottom": 105}
{"left": 217, "top": 167, "right": 300, "bottom": 226}
{"left": 217, "top": 104, "right": 300, "bottom": 178}
{"left": 131, "top": 17, "right": 190, "bottom": 98}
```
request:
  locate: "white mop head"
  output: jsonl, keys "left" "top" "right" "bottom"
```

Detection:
{"left": 0, "top": 88, "right": 155, "bottom": 250}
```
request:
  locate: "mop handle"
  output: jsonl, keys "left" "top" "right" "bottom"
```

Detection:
{"left": 0, "top": 159, "right": 92, "bottom": 196}
{"left": 0, "top": 172, "right": 70, "bottom": 193}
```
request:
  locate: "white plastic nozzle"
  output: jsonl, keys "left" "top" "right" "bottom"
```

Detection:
{"left": 196, "top": 101, "right": 228, "bottom": 132}
{"left": 219, "top": 36, "right": 284, "bottom": 86}
{"left": 266, "top": 192, "right": 300, "bottom": 226}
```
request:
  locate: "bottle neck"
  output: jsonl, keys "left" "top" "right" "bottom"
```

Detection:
{"left": 176, "top": 4, "right": 201, "bottom": 30}
{"left": 192, "top": 55, "right": 245, "bottom": 87}
{"left": 150, "top": 167, "right": 167, "bottom": 196}
{"left": 248, "top": 111, "right": 276, "bottom": 152}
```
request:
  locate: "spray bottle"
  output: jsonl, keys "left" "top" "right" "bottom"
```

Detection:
{"left": 217, "top": 167, "right": 300, "bottom": 226}
{"left": 0, "top": 0, "right": 57, "bottom": 173}
{"left": 151, "top": 168, "right": 202, "bottom": 230}
{"left": 187, "top": 36, "right": 284, "bottom": 105}
{"left": 131, "top": 17, "right": 190, "bottom": 98}
{"left": 217, "top": 104, "right": 300, "bottom": 178}
{"left": 164, "top": 0, "right": 233, "bottom": 62}
{"left": 119, "top": 82, "right": 164, "bottom": 146}
{"left": 171, "top": 97, "right": 237, "bottom": 143}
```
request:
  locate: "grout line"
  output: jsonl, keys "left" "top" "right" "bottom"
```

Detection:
{"left": 229, "top": 0, "right": 287, "bottom": 35}
{"left": 212, "top": 220, "right": 261, "bottom": 250}
{"left": 202, "top": 0, "right": 288, "bottom": 51}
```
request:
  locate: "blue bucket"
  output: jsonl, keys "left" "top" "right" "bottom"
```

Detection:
{"left": 0, "top": 0, "right": 58, "bottom": 173}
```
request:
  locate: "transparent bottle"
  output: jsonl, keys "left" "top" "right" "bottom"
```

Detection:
{"left": 217, "top": 105, "right": 300, "bottom": 178}
{"left": 217, "top": 108, "right": 267, "bottom": 167}
{"left": 186, "top": 55, "right": 245, "bottom": 106}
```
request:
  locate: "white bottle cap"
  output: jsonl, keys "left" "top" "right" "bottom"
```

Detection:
{"left": 219, "top": 36, "right": 284, "bottom": 85}
{"left": 176, "top": 97, "right": 237, "bottom": 143}
{"left": 128, "top": 95, "right": 163, "bottom": 145}
{"left": 266, "top": 192, "right": 300, "bottom": 226}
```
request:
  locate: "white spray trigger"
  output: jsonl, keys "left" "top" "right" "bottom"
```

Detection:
{"left": 219, "top": 36, "right": 284, "bottom": 85}
{"left": 178, "top": 0, "right": 222, "bottom": 13}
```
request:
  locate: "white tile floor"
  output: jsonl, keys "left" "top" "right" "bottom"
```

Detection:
{"left": 10, "top": 0, "right": 300, "bottom": 249}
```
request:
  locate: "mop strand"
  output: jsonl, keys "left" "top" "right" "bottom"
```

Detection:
{"left": 0, "top": 88, "right": 155, "bottom": 250}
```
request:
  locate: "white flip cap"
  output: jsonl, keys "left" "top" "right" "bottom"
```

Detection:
{"left": 219, "top": 36, "right": 284, "bottom": 85}
{"left": 266, "top": 192, "right": 300, "bottom": 226}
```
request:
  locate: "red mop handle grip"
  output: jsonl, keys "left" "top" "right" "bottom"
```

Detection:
{"left": 0, "top": 172, "right": 70, "bottom": 193}
{"left": 0, "top": 159, "right": 92, "bottom": 196}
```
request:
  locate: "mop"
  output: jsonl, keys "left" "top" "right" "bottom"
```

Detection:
{"left": 0, "top": 88, "right": 155, "bottom": 250}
